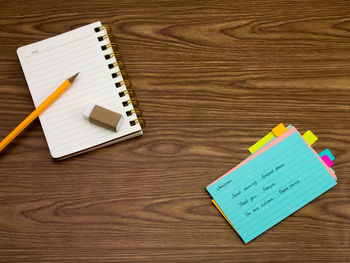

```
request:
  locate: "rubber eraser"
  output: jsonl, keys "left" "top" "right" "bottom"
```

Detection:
{"left": 83, "top": 104, "right": 123, "bottom": 131}
{"left": 83, "top": 103, "right": 95, "bottom": 119}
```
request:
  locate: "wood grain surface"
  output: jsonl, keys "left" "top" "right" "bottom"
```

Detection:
{"left": 0, "top": 0, "right": 349, "bottom": 262}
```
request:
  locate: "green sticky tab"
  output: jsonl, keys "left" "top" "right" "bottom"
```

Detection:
{"left": 248, "top": 132, "right": 276, "bottom": 154}
{"left": 302, "top": 130, "right": 318, "bottom": 145}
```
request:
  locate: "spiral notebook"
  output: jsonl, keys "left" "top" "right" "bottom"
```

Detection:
{"left": 16, "top": 21, "right": 143, "bottom": 160}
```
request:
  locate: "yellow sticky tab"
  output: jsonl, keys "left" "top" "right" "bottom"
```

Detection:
{"left": 272, "top": 123, "right": 288, "bottom": 137}
{"left": 248, "top": 132, "right": 276, "bottom": 154}
{"left": 302, "top": 130, "right": 318, "bottom": 145}
{"left": 211, "top": 199, "right": 237, "bottom": 233}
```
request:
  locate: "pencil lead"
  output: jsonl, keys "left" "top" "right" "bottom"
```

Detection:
{"left": 68, "top": 72, "right": 79, "bottom": 83}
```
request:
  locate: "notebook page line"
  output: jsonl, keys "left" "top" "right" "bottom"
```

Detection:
{"left": 52, "top": 123, "right": 138, "bottom": 152}
{"left": 26, "top": 46, "right": 121, "bottom": 91}
{"left": 34, "top": 70, "right": 112, "bottom": 102}
{"left": 39, "top": 87, "right": 119, "bottom": 118}
{"left": 25, "top": 46, "right": 102, "bottom": 80}
{"left": 51, "top": 122, "right": 138, "bottom": 153}
{"left": 25, "top": 34, "right": 93, "bottom": 59}
{"left": 49, "top": 115, "right": 134, "bottom": 138}
{"left": 39, "top": 75, "right": 125, "bottom": 115}
{"left": 26, "top": 50, "right": 102, "bottom": 81}
{"left": 50, "top": 114, "right": 134, "bottom": 139}
{"left": 25, "top": 39, "right": 97, "bottom": 69}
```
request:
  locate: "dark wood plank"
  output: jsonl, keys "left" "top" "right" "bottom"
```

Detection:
{"left": 0, "top": 0, "right": 349, "bottom": 262}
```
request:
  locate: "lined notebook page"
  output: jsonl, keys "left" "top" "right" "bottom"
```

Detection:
{"left": 207, "top": 131, "right": 337, "bottom": 243}
{"left": 17, "top": 21, "right": 141, "bottom": 158}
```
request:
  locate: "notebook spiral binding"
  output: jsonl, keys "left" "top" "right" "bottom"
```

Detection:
{"left": 94, "top": 24, "right": 145, "bottom": 127}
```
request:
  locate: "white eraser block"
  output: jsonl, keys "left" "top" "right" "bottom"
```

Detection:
{"left": 117, "top": 115, "right": 124, "bottom": 131}
{"left": 83, "top": 103, "right": 96, "bottom": 119}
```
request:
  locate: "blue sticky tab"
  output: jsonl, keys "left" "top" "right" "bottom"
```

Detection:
{"left": 207, "top": 132, "right": 337, "bottom": 243}
{"left": 319, "top": 148, "right": 335, "bottom": 161}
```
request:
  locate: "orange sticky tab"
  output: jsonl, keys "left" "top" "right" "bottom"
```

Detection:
{"left": 272, "top": 123, "right": 288, "bottom": 137}
{"left": 211, "top": 199, "right": 237, "bottom": 233}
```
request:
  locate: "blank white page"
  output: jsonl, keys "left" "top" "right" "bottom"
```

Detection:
{"left": 17, "top": 21, "right": 142, "bottom": 159}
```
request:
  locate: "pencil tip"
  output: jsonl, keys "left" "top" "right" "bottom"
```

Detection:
{"left": 68, "top": 72, "right": 79, "bottom": 83}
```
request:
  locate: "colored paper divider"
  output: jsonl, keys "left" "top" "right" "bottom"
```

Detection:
{"left": 321, "top": 155, "right": 334, "bottom": 167}
{"left": 302, "top": 130, "right": 318, "bottom": 145}
{"left": 248, "top": 124, "right": 291, "bottom": 154}
{"left": 212, "top": 199, "right": 237, "bottom": 233}
{"left": 272, "top": 123, "right": 288, "bottom": 137}
{"left": 248, "top": 126, "right": 336, "bottom": 172}
{"left": 248, "top": 132, "right": 275, "bottom": 154}
{"left": 319, "top": 148, "right": 335, "bottom": 161}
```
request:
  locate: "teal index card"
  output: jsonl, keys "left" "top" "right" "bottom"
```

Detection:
{"left": 207, "top": 131, "right": 337, "bottom": 243}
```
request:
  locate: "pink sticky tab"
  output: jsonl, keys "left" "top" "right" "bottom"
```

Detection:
{"left": 321, "top": 155, "right": 334, "bottom": 167}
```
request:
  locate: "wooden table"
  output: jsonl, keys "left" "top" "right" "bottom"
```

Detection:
{"left": 0, "top": 0, "right": 349, "bottom": 262}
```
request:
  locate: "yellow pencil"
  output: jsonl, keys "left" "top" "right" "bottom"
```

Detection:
{"left": 0, "top": 73, "right": 79, "bottom": 152}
